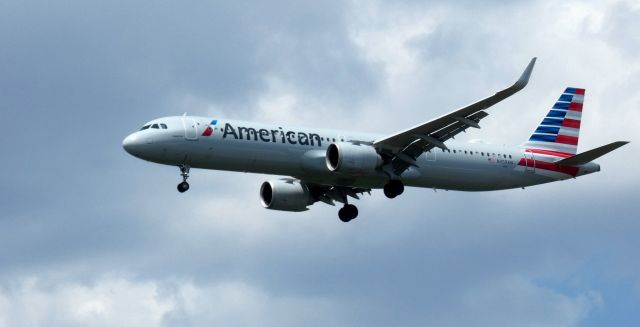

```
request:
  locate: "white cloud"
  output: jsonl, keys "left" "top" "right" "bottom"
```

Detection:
{"left": 344, "top": 0, "right": 637, "bottom": 184}
{"left": 448, "top": 276, "right": 602, "bottom": 327}
{"left": 0, "top": 278, "right": 172, "bottom": 327}
{"left": 1, "top": 0, "right": 639, "bottom": 326}
{"left": 349, "top": 1, "right": 438, "bottom": 90}
{"left": 0, "top": 275, "right": 602, "bottom": 327}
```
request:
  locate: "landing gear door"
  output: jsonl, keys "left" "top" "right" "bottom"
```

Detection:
{"left": 182, "top": 116, "right": 198, "bottom": 140}
{"left": 524, "top": 150, "right": 535, "bottom": 173}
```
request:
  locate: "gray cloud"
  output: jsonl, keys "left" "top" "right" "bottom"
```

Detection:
{"left": 0, "top": 0, "right": 638, "bottom": 326}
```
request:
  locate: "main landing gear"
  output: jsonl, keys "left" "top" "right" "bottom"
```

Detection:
{"left": 335, "top": 180, "right": 402, "bottom": 222}
{"left": 177, "top": 164, "right": 190, "bottom": 193}
{"left": 338, "top": 204, "right": 358, "bottom": 222}
{"left": 383, "top": 180, "right": 404, "bottom": 199}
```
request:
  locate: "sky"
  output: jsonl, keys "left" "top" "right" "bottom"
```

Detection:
{"left": 0, "top": 0, "right": 638, "bottom": 326}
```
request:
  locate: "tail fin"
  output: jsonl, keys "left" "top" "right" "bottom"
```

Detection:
{"left": 522, "top": 87, "right": 585, "bottom": 156}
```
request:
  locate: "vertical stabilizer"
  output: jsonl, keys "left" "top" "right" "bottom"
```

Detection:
{"left": 522, "top": 87, "right": 584, "bottom": 157}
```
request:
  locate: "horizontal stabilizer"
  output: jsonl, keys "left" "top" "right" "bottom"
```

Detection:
{"left": 556, "top": 141, "right": 629, "bottom": 165}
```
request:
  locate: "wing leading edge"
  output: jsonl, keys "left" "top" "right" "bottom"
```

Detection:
{"left": 373, "top": 57, "right": 537, "bottom": 175}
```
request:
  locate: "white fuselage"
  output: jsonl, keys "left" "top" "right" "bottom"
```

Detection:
{"left": 122, "top": 116, "right": 600, "bottom": 191}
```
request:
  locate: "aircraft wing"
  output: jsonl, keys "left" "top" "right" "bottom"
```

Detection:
{"left": 373, "top": 57, "right": 537, "bottom": 176}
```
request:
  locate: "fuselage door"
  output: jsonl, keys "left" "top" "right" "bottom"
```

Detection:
{"left": 425, "top": 149, "right": 436, "bottom": 161}
{"left": 524, "top": 150, "right": 535, "bottom": 173}
{"left": 182, "top": 116, "right": 198, "bottom": 141}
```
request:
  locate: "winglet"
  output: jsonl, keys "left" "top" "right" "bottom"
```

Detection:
{"left": 513, "top": 57, "right": 537, "bottom": 90}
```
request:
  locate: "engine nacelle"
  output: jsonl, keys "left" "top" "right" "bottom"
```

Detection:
{"left": 260, "top": 180, "right": 313, "bottom": 212}
{"left": 326, "top": 142, "right": 382, "bottom": 174}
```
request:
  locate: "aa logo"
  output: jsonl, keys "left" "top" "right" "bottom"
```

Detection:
{"left": 202, "top": 119, "right": 218, "bottom": 137}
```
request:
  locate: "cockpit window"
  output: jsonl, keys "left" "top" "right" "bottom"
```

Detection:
{"left": 140, "top": 125, "right": 151, "bottom": 130}
{"left": 160, "top": 123, "right": 167, "bottom": 129}
{"left": 151, "top": 124, "right": 159, "bottom": 129}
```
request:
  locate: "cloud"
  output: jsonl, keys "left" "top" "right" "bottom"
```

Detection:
{"left": 0, "top": 275, "right": 602, "bottom": 327}
{"left": 0, "top": 277, "right": 172, "bottom": 327}
{"left": 0, "top": 0, "right": 638, "bottom": 326}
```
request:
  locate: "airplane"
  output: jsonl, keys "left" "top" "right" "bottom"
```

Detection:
{"left": 122, "top": 58, "right": 628, "bottom": 222}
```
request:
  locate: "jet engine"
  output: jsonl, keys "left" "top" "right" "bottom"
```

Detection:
{"left": 326, "top": 142, "right": 382, "bottom": 174}
{"left": 260, "top": 180, "right": 313, "bottom": 212}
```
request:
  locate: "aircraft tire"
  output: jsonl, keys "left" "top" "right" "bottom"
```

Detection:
{"left": 338, "top": 205, "right": 358, "bottom": 222}
{"left": 338, "top": 207, "right": 350, "bottom": 222}
{"left": 383, "top": 186, "right": 397, "bottom": 198}
{"left": 346, "top": 204, "right": 358, "bottom": 220}
{"left": 395, "top": 181, "right": 404, "bottom": 196}
{"left": 384, "top": 180, "right": 404, "bottom": 198}
{"left": 177, "top": 181, "right": 190, "bottom": 193}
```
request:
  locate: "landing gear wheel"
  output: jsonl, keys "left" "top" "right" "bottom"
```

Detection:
{"left": 384, "top": 180, "right": 404, "bottom": 199}
{"left": 338, "top": 208, "right": 349, "bottom": 222}
{"left": 177, "top": 164, "right": 191, "bottom": 193}
{"left": 338, "top": 204, "right": 358, "bottom": 222}
{"left": 383, "top": 185, "right": 396, "bottom": 198}
{"left": 346, "top": 204, "right": 358, "bottom": 220}
{"left": 177, "top": 181, "right": 190, "bottom": 193}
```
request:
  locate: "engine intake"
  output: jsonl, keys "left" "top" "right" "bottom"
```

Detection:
{"left": 326, "top": 142, "right": 382, "bottom": 175}
{"left": 260, "top": 180, "right": 313, "bottom": 212}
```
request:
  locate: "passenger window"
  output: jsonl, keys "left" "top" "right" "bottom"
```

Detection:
{"left": 481, "top": 152, "right": 484, "bottom": 156}
{"left": 509, "top": 155, "right": 512, "bottom": 158}
{"left": 151, "top": 124, "right": 159, "bottom": 129}
{"left": 453, "top": 150, "right": 456, "bottom": 153}
{"left": 503, "top": 154, "right": 507, "bottom": 158}
{"left": 140, "top": 125, "right": 150, "bottom": 130}
{"left": 160, "top": 124, "right": 167, "bottom": 129}
{"left": 464, "top": 150, "right": 467, "bottom": 154}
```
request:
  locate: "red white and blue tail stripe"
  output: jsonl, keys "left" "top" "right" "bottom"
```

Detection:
{"left": 522, "top": 87, "right": 584, "bottom": 157}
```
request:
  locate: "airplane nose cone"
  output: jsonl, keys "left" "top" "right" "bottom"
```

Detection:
{"left": 122, "top": 133, "right": 141, "bottom": 156}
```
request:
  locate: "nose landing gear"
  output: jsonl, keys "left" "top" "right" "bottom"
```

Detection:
{"left": 177, "top": 164, "right": 190, "bottom": 193}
